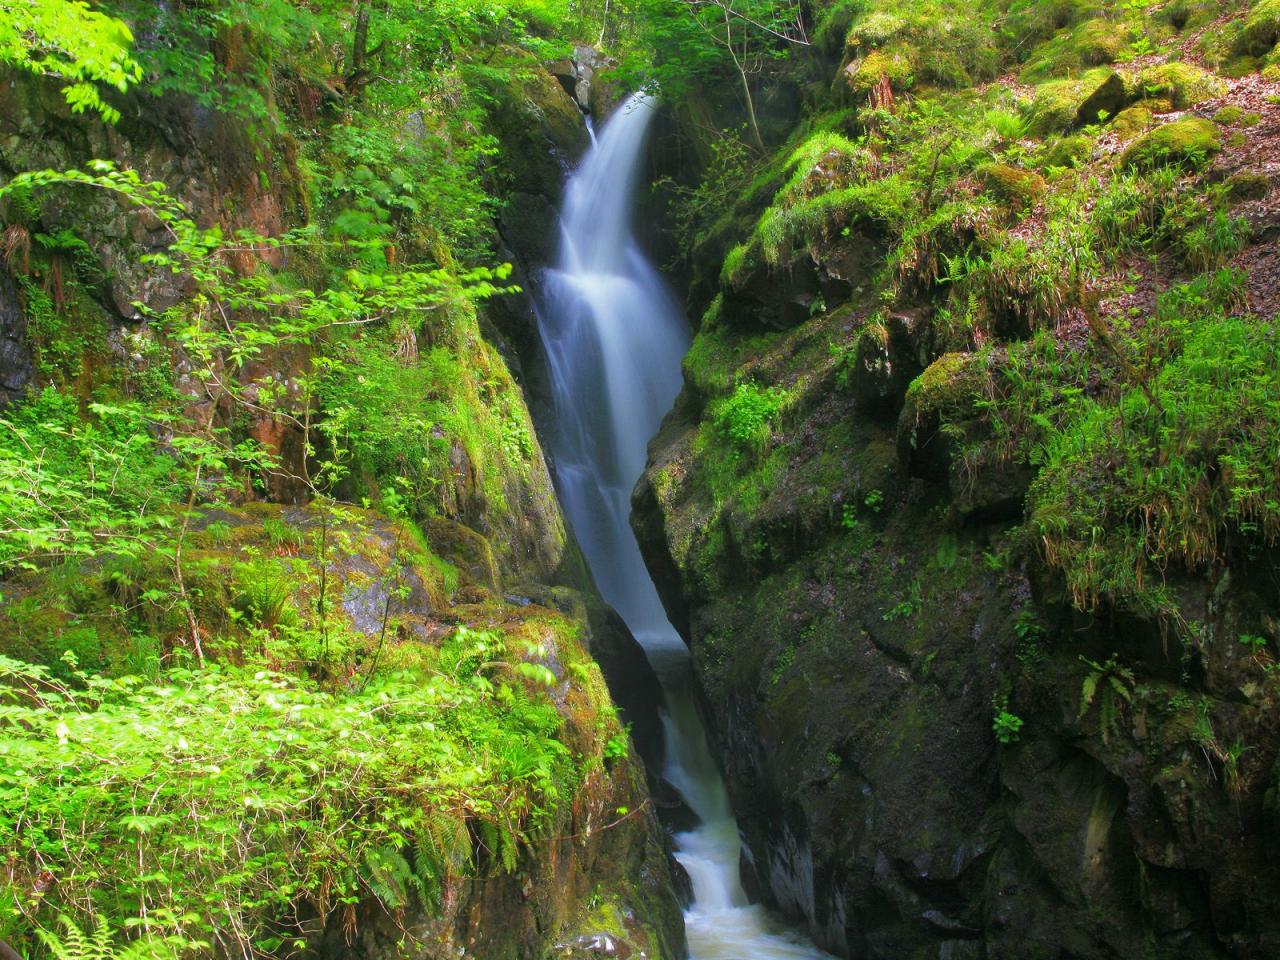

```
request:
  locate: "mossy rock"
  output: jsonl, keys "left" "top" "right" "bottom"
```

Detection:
{"left": 1225, "top": 171, "right": 1270, "bottom": 202}
{"left": 1235, "top": 0, "right": 1280, "bottom": 56}
{"left": 1042, "top": 134, "right": 1093, "bottom": 168}
{"left": 1136, "top": 62, "right": 1228, "bottom": 108}
{"left": 905, "top": 352, "right": 986, "bottom": 422}
{"left": 1028, "top": 69, "right": 1129, "bottom": 135}
{"left": 1006, "top": 0, "right": 1103, "bottom": 48}
{"left": 1119, "top": 117, "right": 1221, "bottom": 170}
{"left": 1110, "top": 104, "right": 1153, "bottom": 140}
{"left": 977, "top": 163, "right": 1047, "bottom": 211}
{"left": 846, "top": 47, "right": 914, "bottom": 95}
{"left": 1214, "top": 105, "right": 1262, "bottom": 126}
{"left": 1222, "top": 54, "right": 1262, "bottom": 77}
{"left": 1160, "top": 0, "right": 1225, "bottom": 32}
{"left": 1021, "top": 18, "right": 1129, "bottom": 83}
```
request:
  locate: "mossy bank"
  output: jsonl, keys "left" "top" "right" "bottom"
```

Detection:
{"left": 634, "top": 0, "right": 1280, "bottom": 956}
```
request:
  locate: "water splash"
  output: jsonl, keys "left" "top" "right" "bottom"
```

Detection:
{"left": 535, "top": 91, "right": 834, "bottom": 960}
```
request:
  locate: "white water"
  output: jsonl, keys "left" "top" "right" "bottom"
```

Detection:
{"left": 535, "top": 92, "right": 833, "bottom": 960}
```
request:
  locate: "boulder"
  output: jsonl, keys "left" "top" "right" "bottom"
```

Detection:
{"left": 1028, "top": 69, "right": 1129, "bottom": 135}
{"left": 1120, "top": 117, "right": 1221, "bottom": 170}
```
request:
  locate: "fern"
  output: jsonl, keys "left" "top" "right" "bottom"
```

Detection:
{"left": 1079, "top": 655, "right": 1135, "bottom": 744}
{"left": 35, "top": 915, "right": 173, "bottom": 960}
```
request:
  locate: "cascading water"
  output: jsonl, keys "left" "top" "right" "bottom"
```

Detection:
{"left": 535, "top": 92, "right": 833, "bottom": 960}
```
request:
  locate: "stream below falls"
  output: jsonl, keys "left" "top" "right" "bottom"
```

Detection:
{"left": 534, "top": 92, "right": 834, "bottom": 960}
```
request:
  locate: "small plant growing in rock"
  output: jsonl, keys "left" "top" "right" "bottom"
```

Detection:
{"left": 992, "top": 694, "right": 1023, "bottom": 744}
{"left": 1013, "top": 610, "right": 1045, "bottom": 642}
{"left": 1239, "top": 633, "right": 1268, "bottom": 652}
{"left": 1079, "top": 654, "right": 1135, "bottom": 745}
{"left": 714, "top": 381, "right": 789, "bottom": 451}
{"left": 841, "top": 503, "right": 859, "bottom": 529}
{"left": 882, "top": 578, "right": 922, "bottom": 621}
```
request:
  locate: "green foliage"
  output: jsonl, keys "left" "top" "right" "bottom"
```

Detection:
{"left": 35, "top": 914, "right": 176, "bottom": 960}
{"left": 991, "top": 694, "right": 1023, "bottom": 743}
{"left": 1078, "top": 654, "right": 1135, "bottom": 744}
{"left": 658, "top": 128, "right": 755, "bottom": 263}
{"left": 882, "top": 578, "right": 922, "bottom": 620}
{"left": 1030, "top": 280, "right": 1278, "bottom": 617}
{"left": 0, "top": 390, "right": 209, "bottom": 575}
{"left": 0, "top": 624, "right": 575, "bottom": 953}
{"left": 0, "top": 0, "right": 142, "bottom": 122}
{"left": 713, "top": 381, "right": 789, "bottom": 450}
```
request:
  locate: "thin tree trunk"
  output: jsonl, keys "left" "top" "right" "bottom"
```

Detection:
{"left": 724, "top": 6, "right": 764, "bottom": 151}
{"left": 352, "top": 1, "right": 370, "bottom": 77}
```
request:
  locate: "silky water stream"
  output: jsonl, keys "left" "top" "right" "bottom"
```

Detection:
{"left": 534, "top": 92, "right": 833, "bottom": 960}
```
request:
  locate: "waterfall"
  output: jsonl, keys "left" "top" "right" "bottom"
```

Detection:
{"left": 535, "top": 91, "right": 833, "bottom": 960}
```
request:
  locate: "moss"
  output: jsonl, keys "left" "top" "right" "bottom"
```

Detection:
{"left": 1221, "top": 55, "right": 1261, "bottom": 77}
{"left": 1224, "top": 171, "right": 1271, "bottom": 202}
{"left": 1136, "top": 62, "right": 1228, "bottom": 108}
{"left": 977, "top": 163, "right": 1047, "bottom": 211}
{"left": 1020, "top": 17, "right": 1129, "bottom": 83}
{"left": 1042, "top": 134, "right": 1093, "bottom": 169}
{"left": 1119, "top": 117, "right": 1222, "bottom": 170}
{"left": 1213, "top": 105, "right": 1262, "bottom": 126}
{"left": 847, "top": 47, "right": 914, "bottom": 95}
{"left": 1110, "top": 104, "right": 1153, "bottom": 140}
{"left": 1160, "top": 0, "right": 1225, "bottom": 33}
{"left": 842, "top": 0, "right": 999, "bottom": 89}
{"left": 1027, "top": 69, "right": 1128, "bottom": 135}
{"left": 904, "top": 352, "right": 986, "bottom": 424}
{"left": 1235, "top": 0, "right": 1280, "bottom": 55}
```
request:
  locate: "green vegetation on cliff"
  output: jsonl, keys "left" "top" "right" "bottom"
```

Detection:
{"left": 636, "top": 0, "right": 1280, "bottom": 955}
{"left": 0, "top": 1, "right": 689, "bottom": 958}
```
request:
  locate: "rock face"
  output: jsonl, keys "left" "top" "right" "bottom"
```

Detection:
{"left": 0, "top": 271, "right": 32, "bottom": 406}
{"left": 630, "top": 87, "right": 1280, "bottom": 955}
{"left": 634, "top": 287, "right": 1280, "bottom": 957}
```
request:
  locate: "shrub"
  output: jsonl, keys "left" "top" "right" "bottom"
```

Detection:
{"left": 714, "top": 382, "right": 790, "bottom": 450}
{"left": 0, "top": 626, "right": 576, "bottom": 954}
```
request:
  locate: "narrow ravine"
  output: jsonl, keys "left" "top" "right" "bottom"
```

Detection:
{"left": 534, "top": 92, "right": 833, "bottom": 960}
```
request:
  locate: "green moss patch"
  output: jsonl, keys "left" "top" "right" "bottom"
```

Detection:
{"left": 1028, "top": 69, "right": 1129, "bottom": 135}
{"left": 1136, "top": 62, "right": 1228, "bottom": 108}
{"left": 1120, "top": 117, "right": 1221, "bottom": 170}
{"left": 977, "top": 163, "right": 1047, "bottom": 211}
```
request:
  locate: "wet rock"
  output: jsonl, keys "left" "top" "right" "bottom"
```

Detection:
{"left": 0, "top": 271, "right": 32, "bottom": 407}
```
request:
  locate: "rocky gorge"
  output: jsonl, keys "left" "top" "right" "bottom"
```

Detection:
{"left": 4, "top": 0, "right": 1280, "bottom": 958}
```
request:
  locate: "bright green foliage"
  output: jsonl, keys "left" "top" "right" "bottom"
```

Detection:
{"left": 0, "top": 389, "right": 235, "bottom": 575}
{"left": 36, "top": 914, "right": 175, "bottom": 960}
{"left": 0, "top": 0, "right": 141, "bottom": 122}
{"left": 991, "top": 694, "right": 1023, "bottom": 743}
{"left": 714, "top": 382, "right": 789, "bottom": 450}
{"left": 1030, "top": 284, "right": 1278, "bottom": 616}
{"left": 0, "top": 625, "right": 575, "bottom": 953}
